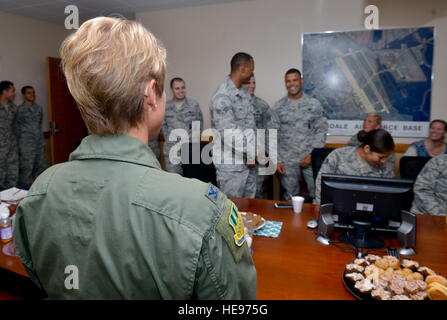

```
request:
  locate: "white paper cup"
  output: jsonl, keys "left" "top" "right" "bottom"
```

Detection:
{"left": 291, "top": 196, "right": 304, "bottom": 213}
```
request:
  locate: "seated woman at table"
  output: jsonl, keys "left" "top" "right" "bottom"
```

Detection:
{"left": 314, "top": 128, "right": 395, "bottom": 204}
{"left": 411, "top": 154, "right": 447, "bottom": 216}
{"left": 12, "top": 17, "right": 256, "bottom": 299}
{"left": 404, "top": 119, "right": 447, "bottom": 157}
{"left": 348, "top": 112, "right": 395, "bottom": 170}
{"left": 347, "top": 112, "right": 382, "bottom": 147}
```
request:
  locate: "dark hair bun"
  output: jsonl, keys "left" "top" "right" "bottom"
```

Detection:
{"left": 358, "top": 129, "right": 394, "bottom": 154}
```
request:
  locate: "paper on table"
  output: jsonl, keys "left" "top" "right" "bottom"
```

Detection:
{"left": 0, "top": 187, "right": 28, "bottom": 203}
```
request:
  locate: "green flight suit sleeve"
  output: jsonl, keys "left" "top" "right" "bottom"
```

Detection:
{"left": 192, "top": 199, "right": 257, "bottom": 299}
{"left": 13, "top": 202, "right": 44, "bottom": 290}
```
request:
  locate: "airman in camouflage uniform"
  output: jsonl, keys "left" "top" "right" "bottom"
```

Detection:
{"left": 210, "top": 53, "right": 257, "bottom": 198}
{"left": 273, "top": 69, "right": 327, "bottom": 200}
{"left": 0, "top": 81, "right": 18, "bottom": 190}
{"left": 411, "top": 154, "right": 447, "bottom": 216}
{"left": 161, "top": 78, "right": 203, "bottom": 175}
{"left": 348, "top": 131, "right": 395, "bottom": 173}
{"left": 314, "top": 146, "right": 395, "bottom": 204}
{"left": 16, "top": 86, "right": 47, "bottom": 187}
{"left": 244, "top": 75, "right": 279, "bottom": 198}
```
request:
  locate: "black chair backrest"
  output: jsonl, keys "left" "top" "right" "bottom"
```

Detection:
{"left": 311, "top": 148, "right": 335, "bottom": 181}
{"left": 181, "top": 142, "right": 217, "bottom": 186}
{"left": 399, "top": 156, "right": 431, "bottom": 180}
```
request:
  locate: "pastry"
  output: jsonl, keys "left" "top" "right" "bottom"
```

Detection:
{"left": 418, "top": 266, "right": 436, "bottom": 277}
{"left": 404, "top": 281, "right": 419, "bottom": 294}
{"left": 390, "top": 280, "right": 405, "bottom": 295}
{"left": 416, "top": 279, "right": 427, "bottom": 291}
{"left": 244, "top": 212, "right": 264, "bottom": 229}
{"left": 346, "top": 264, "right": 364, "bottom": 274}
{"left": 402, "top": 259, "right": 420, "bottom": 271}
{"left": 409, "top": 272, "right": 424, "bottom": 281}
{"left": 391, "top": 273, "right": 406, "bottom": 282}
{"left": 374, "top": 258, "right": 389, "bottom": 270}
{"left": 410, "top": 291, "right": 427, "bottom": 300}
{"left": 384, "top": 256, "right": 400, "bottom": 270}
{"left": 354, "top": 258, "right": 369, "bottom": 267}
{"left": 379, "top": 274, "right": 392, "bottom": 284}
{"left": 365, "top": 254, "right": 380, "bottom": 264}
{"left": 354, "top": 278, "right": 375, "bottom": 294}
{"left": 364, "top": 265, "right": 379, "bottom": 277}
{"left": 371, "top": 288, "right": 391, "bottom": 300}
{"left": 425, "top": 275, "right": 447, "bottom": 287}
{"left": 427, "top": 283, "right": 447, "bottom": 300}
{"left": 392, "top": 295, "right": 411, "bottom": 300}
{"left": 345, "top": 272, "right": 364, "bottom": 283}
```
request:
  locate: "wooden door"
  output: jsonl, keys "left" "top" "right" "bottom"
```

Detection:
{"left": 46, "top": 57, "right": 87, "bottom": 164}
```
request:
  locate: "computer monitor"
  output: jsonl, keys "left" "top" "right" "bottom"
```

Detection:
{"left": 320, "top": 173, "right": 414, "bottom": 249}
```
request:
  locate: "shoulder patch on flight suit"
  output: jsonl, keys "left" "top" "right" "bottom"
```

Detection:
{"left": 205, "top": 183, "right": 219, "bottom": 203}
{"left": 216, "top": 199, "right": 246, "bottom": 264}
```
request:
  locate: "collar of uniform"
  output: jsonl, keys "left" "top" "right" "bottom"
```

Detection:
{"left": 286, "top": 92, "right": 308, "bottom": 105}
{"left": 69, "top": 134, "right": 161, "bottom": 169}
{"left": 167, "top": 98, "right": 189, "bottom": 108}
{"left": 355, "top": 147, "right": 370, "bottom": 169}
{"left": 224, "top": 76, "right": 248, "bottom": 98}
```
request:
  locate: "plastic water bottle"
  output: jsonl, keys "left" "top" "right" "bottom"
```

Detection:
{"left": 0, "top": 205, "right": 13, "bottom": 243}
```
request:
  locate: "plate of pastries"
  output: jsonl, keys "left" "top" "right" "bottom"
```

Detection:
{"left": 240, "top": 212, "right": 265, "bottom": 230}
{"left": 343, "top": 255, "right": 447, "bottom": 300}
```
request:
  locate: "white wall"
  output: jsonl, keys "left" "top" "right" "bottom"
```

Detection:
{"left": 0, "top": 11, "right": 70, "bottom": 131}
{"left": 137, "top": 0, "right": 447, "bottom": 144}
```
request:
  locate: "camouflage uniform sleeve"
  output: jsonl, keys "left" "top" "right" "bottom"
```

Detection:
{"left": 39, "top": 105, "right": 45, "bottom": 146}
{"left": 196, "top": 102, "right": 204, "bottom": 134}
{"left": 271, "top": 100, "right": 285, "bottom": 164}
{"left": 308, "top": 101, "right": 328, "bottom": 151}
{"left": 411, "top": 156, "right": 447, "bottom": 215}
{"left": 13, "top": 104, "right": 22, "bottom": 140}
{"left": 193, "top": 199, "right": 257, "bottom": 299}
{"left": 263, "top": 107, "right": 279, "bottom": 159}
{"left": 385, "top": 152, "right": 395, "bottom": 177}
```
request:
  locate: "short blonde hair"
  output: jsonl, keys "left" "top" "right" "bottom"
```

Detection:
{"left": 365, "top": 112, "right": 382, "bottom": 126}
{"left": 60, "top": 17, "right": 166, "bottom": 134}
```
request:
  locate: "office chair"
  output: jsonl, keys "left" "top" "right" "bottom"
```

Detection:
{"left": 399, "top": 156, "right": 431, "bottom": 181}
{"left": 181, "top": 142, "right": 217, "bottom": 186}
{"left": 311, "top": 148, "right": 335, "bottom": 181}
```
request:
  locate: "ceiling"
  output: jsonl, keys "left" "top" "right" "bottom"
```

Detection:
{"left": 0, "top": 0, "right": 249, "bottom": 25}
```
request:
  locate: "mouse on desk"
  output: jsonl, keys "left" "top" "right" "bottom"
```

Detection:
{"left": 306, "top": 219, "right": 318, "bottom": 229}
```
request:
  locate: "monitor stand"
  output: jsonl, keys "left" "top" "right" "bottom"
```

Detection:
{"left": 338, "top": 220, "right": 385, "bottom": 250}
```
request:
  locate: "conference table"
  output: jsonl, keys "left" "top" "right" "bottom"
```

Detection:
{"left": 1, "top": 198, "right": 446, "bottom": 299}
{"left": 232, "top": 198, "right": 447, "bottom": 300}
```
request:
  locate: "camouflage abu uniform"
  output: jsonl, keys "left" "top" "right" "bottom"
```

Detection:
{"left": 210, "top": 77, "right": 257, "bottom": 198}
{"left": 411, "top": 154, "right": 447, "bottom": 216}
{"left": 16, "top": 102, "right": 46, "bottom": 186}
{"left": 272, "top": 93, "right": 327, "bottom": 200}
{"left": 161, "top": 97, "right": 203, "bottom": 175}
{"left": 251, "top": 95, "right": 279, "bottom": 198}
{"left": 0, "top": 102, "right": 19, "bottom": 190}
{"left": 314, "top": 146, "right": 395, "bottom": 204}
